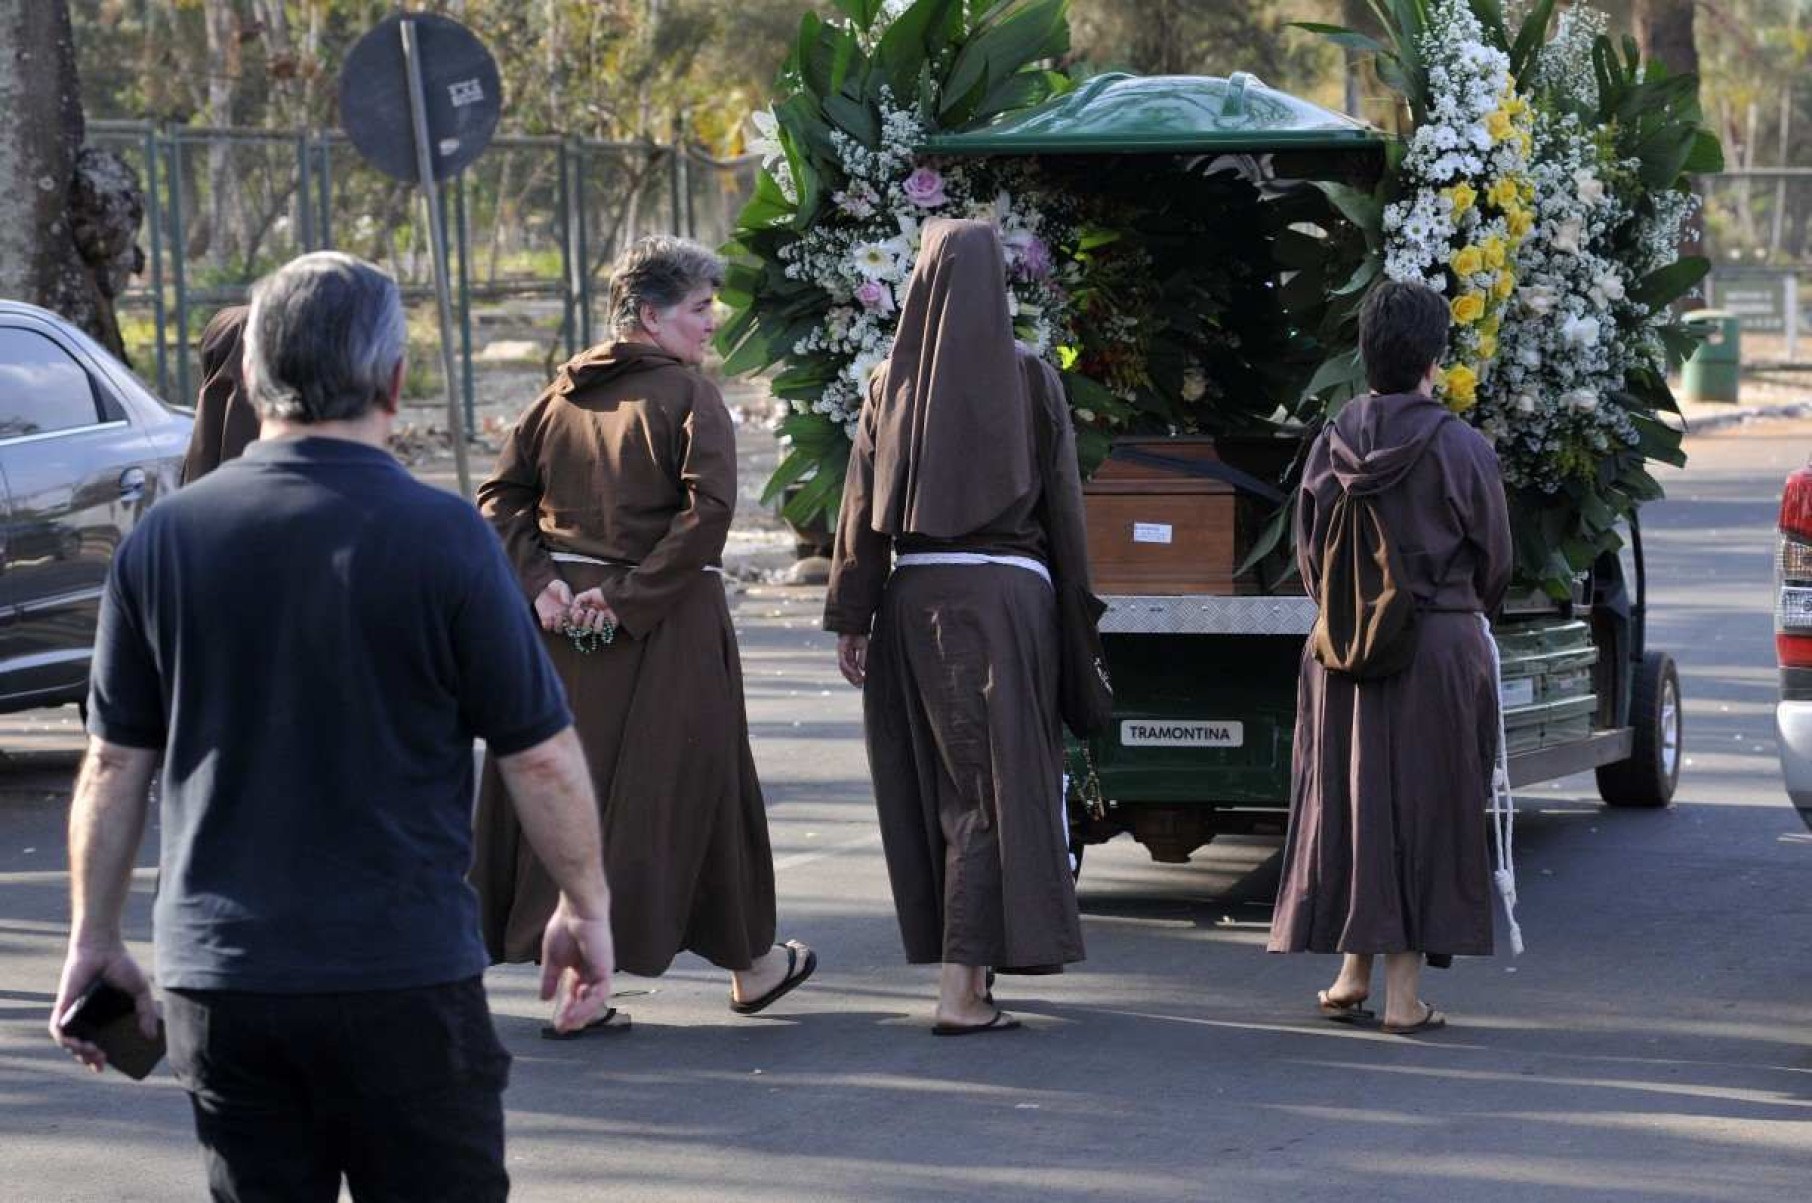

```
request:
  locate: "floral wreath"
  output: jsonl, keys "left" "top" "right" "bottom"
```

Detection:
{"left": 1311, "top": 0, "right": 1720, "bottom": 592}
{"left": 723, "top": 0, "right": 1722, "bottom": 598}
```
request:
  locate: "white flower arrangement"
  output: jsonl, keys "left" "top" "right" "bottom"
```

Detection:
{"left": 1473, "top": 5, "right": 1698, "bottom": 493}
{"left": 773, "top": 93, "right": 1070, "bottom": 434}
{"left": 1380, "top": 0, "right": 1537, "bottom": 414}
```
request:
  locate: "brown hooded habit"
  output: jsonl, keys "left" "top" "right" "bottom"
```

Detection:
{"left": 1268, "top": 391, "right": 1513, "bottom": 959}
{"left": 179, "top": 305, "right": 259, "bottom": 484}
{"left": 470, "top": 341, "right": 776, "bottom": 976}
{"left": 825, "top": 218, "right": 1088, "bottom": 971}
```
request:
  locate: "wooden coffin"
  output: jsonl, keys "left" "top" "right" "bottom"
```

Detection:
{"left": 1083, "top": 436, "right": 1300, "bottom": 596}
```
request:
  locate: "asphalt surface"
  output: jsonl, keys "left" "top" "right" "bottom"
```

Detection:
{"left": 1, "top": 420, "right": 1808, "bottom": 1202}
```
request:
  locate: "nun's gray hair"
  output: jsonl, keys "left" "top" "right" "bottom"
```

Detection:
{"left": 606, "top": 235, "right": 725, "bottom": 338}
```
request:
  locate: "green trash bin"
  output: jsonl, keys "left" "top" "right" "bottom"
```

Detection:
{"left": 1682, "top": 309, "right": 1740, "bottom": 403}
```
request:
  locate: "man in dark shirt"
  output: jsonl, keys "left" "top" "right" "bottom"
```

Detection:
{"left": 48, "top": 251, "right": 615, "bottom": 1202}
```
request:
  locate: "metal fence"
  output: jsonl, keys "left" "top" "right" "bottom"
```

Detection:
{"left": 88, "top": 120, "right": 763, "bottom": 422}
{"left": 84, "top": 128, "right": 1812, "bottom": 414}
{"left": 1696, "top": 169, "right": 1811, "bottom": 365}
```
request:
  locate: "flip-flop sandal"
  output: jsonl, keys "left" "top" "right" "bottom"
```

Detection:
{"left": 730, "top": 940, "right": 818, "bottom": 1015}
{"left": 540, "top": 1006, "right": 631, "bottom": 1040}
{"left": 932, "top": 1009, "right": 1023, "bottom": 1037}
{"left": 1382, "top": 1003, "right": 1447, "bottom": 1036}
{"left": 1317, "top": 989, "right": 1376, "bottom": 1024}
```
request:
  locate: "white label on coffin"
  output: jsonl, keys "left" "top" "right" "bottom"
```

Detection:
{"left": 1121, "top": 720, "right": 1244, "bottom": 748}
{"left": 1500, "top": 678, "right": 1536, "bottom": 708}
{"left": 1132, "top": 522, "right": 1174, "bottom": 545}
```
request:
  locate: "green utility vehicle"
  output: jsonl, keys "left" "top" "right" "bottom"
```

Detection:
{"left": 927, "top": 74, "right": 1683, "bottom": 869}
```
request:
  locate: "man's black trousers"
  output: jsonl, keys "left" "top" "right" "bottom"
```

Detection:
{"left": 165, "top": 976, "right": 511, "bottom": 1202}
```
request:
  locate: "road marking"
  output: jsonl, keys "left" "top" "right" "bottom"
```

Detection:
{"left": 771, "top": 830, "right": 882, "bottom": 872}
{"left": 0, "top": 867, "right": 156, "bottom": 886}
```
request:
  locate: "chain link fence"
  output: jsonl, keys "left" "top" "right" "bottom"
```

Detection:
{"left": 1698, "top": 169, "right": 1812, "bottom": 365}
{"left": 88, "top": 120, "right": 763, "bottom": 424}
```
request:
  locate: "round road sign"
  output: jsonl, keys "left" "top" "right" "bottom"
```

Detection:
{"left": 339, "top": 13, "right": 502, "bottom": 183}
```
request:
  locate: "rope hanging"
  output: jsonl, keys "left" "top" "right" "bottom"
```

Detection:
{"left": 1483, "top": 614, "right": 1526, "bottom": 955}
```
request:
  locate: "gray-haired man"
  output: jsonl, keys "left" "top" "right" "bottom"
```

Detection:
{"left": 49, "top": 252, "right": 613, "bottom": 1201}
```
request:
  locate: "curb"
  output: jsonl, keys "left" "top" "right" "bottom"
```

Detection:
{"left": 1678, "top": 401, "right": 1812, "bottom": 434}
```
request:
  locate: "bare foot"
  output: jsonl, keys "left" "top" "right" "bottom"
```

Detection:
{"left": 934, "top": 964, "right": 994, "bottom": 1028}
{"left": 1319, "top": 985, "right": 1369, "bottom": 1009}
{"left": 1381, "top": 1000, "right": 1446, "bottom": 1033}
{"left": 730, "top": 943, "right": 797, "bottom": 1005}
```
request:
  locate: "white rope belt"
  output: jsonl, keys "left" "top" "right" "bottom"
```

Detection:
{"left": 893, "top": 552, "right": 1052, "bottom": 587}
{"left": 1483, "top": 613, "right": 1525, "bottom": 955}
{"left": 551, "top": 551, "right": 723, "bottom": 576}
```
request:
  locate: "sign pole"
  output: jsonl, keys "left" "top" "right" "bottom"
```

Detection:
{"left": 400, "top": 16, "right": 471, "bottom": 497}
{"left": 1786, "top": 273, "right": 1800, "bottom": 365}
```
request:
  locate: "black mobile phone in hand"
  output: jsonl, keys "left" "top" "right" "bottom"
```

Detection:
{"left": 59, "top": 980, "right": 166, "bottom": 1080}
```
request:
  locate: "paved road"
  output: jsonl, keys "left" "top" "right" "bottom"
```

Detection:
{"left": 2, "top": 422, "right": 1808, "bottom": 1202}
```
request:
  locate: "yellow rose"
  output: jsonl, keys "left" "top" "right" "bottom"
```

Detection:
{"left": 1477, "top": 333, "right": 1498, "bottom": 360}
{"left": 1493, "top": 270, "right": 1515, "bottom": 300}
{"left": 1487, "top": 177, "right": 1520, "bottom": 210}
{"left": 1444, "top": 182, "right": 1477, "bottom": 215}
{"left": 1482, "top": 236, "right": 1507, "bottom": 270}
{"left": 1451, "top": 293, "right": 1486, "bottom": 324}
{"left": 1507, "top": 208, "right": 1535, "bottom": 240}
{"left": 1451, "top": 246, "right": 1485, "bottom": 277}
{"left": 1486, "top": 109, "right": 1514, "bottom": 141}
{"left": 1444, "top": 363, "right": 1479, "bottom": 409}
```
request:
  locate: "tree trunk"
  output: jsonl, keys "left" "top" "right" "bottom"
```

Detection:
{"left": 1635, "top": 0, "right": 1698, "bottom": 82}
{"left": 202, "top": 0, "right": 242, "bottom": 267}
{"left": 1636, "top": 0, "right": 1703, "bottom": 279}
{"left": 1342, "top": 0, "right": 1372, "bottom": 118}
{"left": 0, "top": 0, "right": 132, "bottom": 359}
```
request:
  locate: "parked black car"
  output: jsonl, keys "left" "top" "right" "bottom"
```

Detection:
{"left": 0, "top": 300, "right": 191, "bottom": 714}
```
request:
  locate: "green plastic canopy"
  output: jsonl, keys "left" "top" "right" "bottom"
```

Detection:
{"left": 923, "top": 72, "right": 1384, "bottom": 155}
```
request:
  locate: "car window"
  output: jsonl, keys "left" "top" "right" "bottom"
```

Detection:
{"left": 0, "top": 327, "right": 105, "bottom": 439}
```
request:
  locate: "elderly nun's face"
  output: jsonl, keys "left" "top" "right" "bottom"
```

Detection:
{"left": 643, "top": 285, "right": 718, "bottom": 366}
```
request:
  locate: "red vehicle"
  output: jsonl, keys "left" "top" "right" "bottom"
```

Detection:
{"left": 1774, "top": 463, "right": 1812, "bottom": 832}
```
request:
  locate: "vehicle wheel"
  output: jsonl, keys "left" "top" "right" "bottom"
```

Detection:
{"left": 1596, "top": 651, "right": 1682, "bottom": 808}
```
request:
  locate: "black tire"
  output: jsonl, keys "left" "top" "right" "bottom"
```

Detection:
{"left": 1596, "top": 651, "right": 1682, "bottom": 807}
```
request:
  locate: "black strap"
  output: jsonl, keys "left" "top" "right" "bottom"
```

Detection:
{"left": 1105, "top": 445, "right": 1287, "bottom": 505}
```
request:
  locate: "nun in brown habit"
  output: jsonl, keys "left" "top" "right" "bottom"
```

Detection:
{"left": 1266, "top": 280, "right": 1512, "bottom": 1035}
{"left": 179, "top": 305, "right": 259, "bottom": 483}
{"left": 826, "top": 218, "right": 1088, "bottom": 1035}
{"left": 470, "top": 235, "right": 814, "bottom": 1016}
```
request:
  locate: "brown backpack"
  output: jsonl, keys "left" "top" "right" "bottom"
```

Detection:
{"left": 1309, "top": 416, "right": 1450, "bottom": 681}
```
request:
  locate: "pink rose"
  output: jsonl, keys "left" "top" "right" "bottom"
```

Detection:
{"left": 854, "top": 279, "right": 895, "bottom": 315}
{"left": 902, "top": 166, "right": 948, "bottom": 210}
{"left": 1017, "top": 235, "right": 1053, "bottom": 281}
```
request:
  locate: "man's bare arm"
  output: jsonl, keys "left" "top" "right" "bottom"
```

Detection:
{"left": 494, "top": 726, "right": 609, "bottom": 917}
{"left": 50, "top": 739, "right": 160, "bottom": 1069}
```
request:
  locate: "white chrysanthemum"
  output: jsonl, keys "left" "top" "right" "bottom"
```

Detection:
{"left": 849, "top": 242, "right": 899, "bottom": 280}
